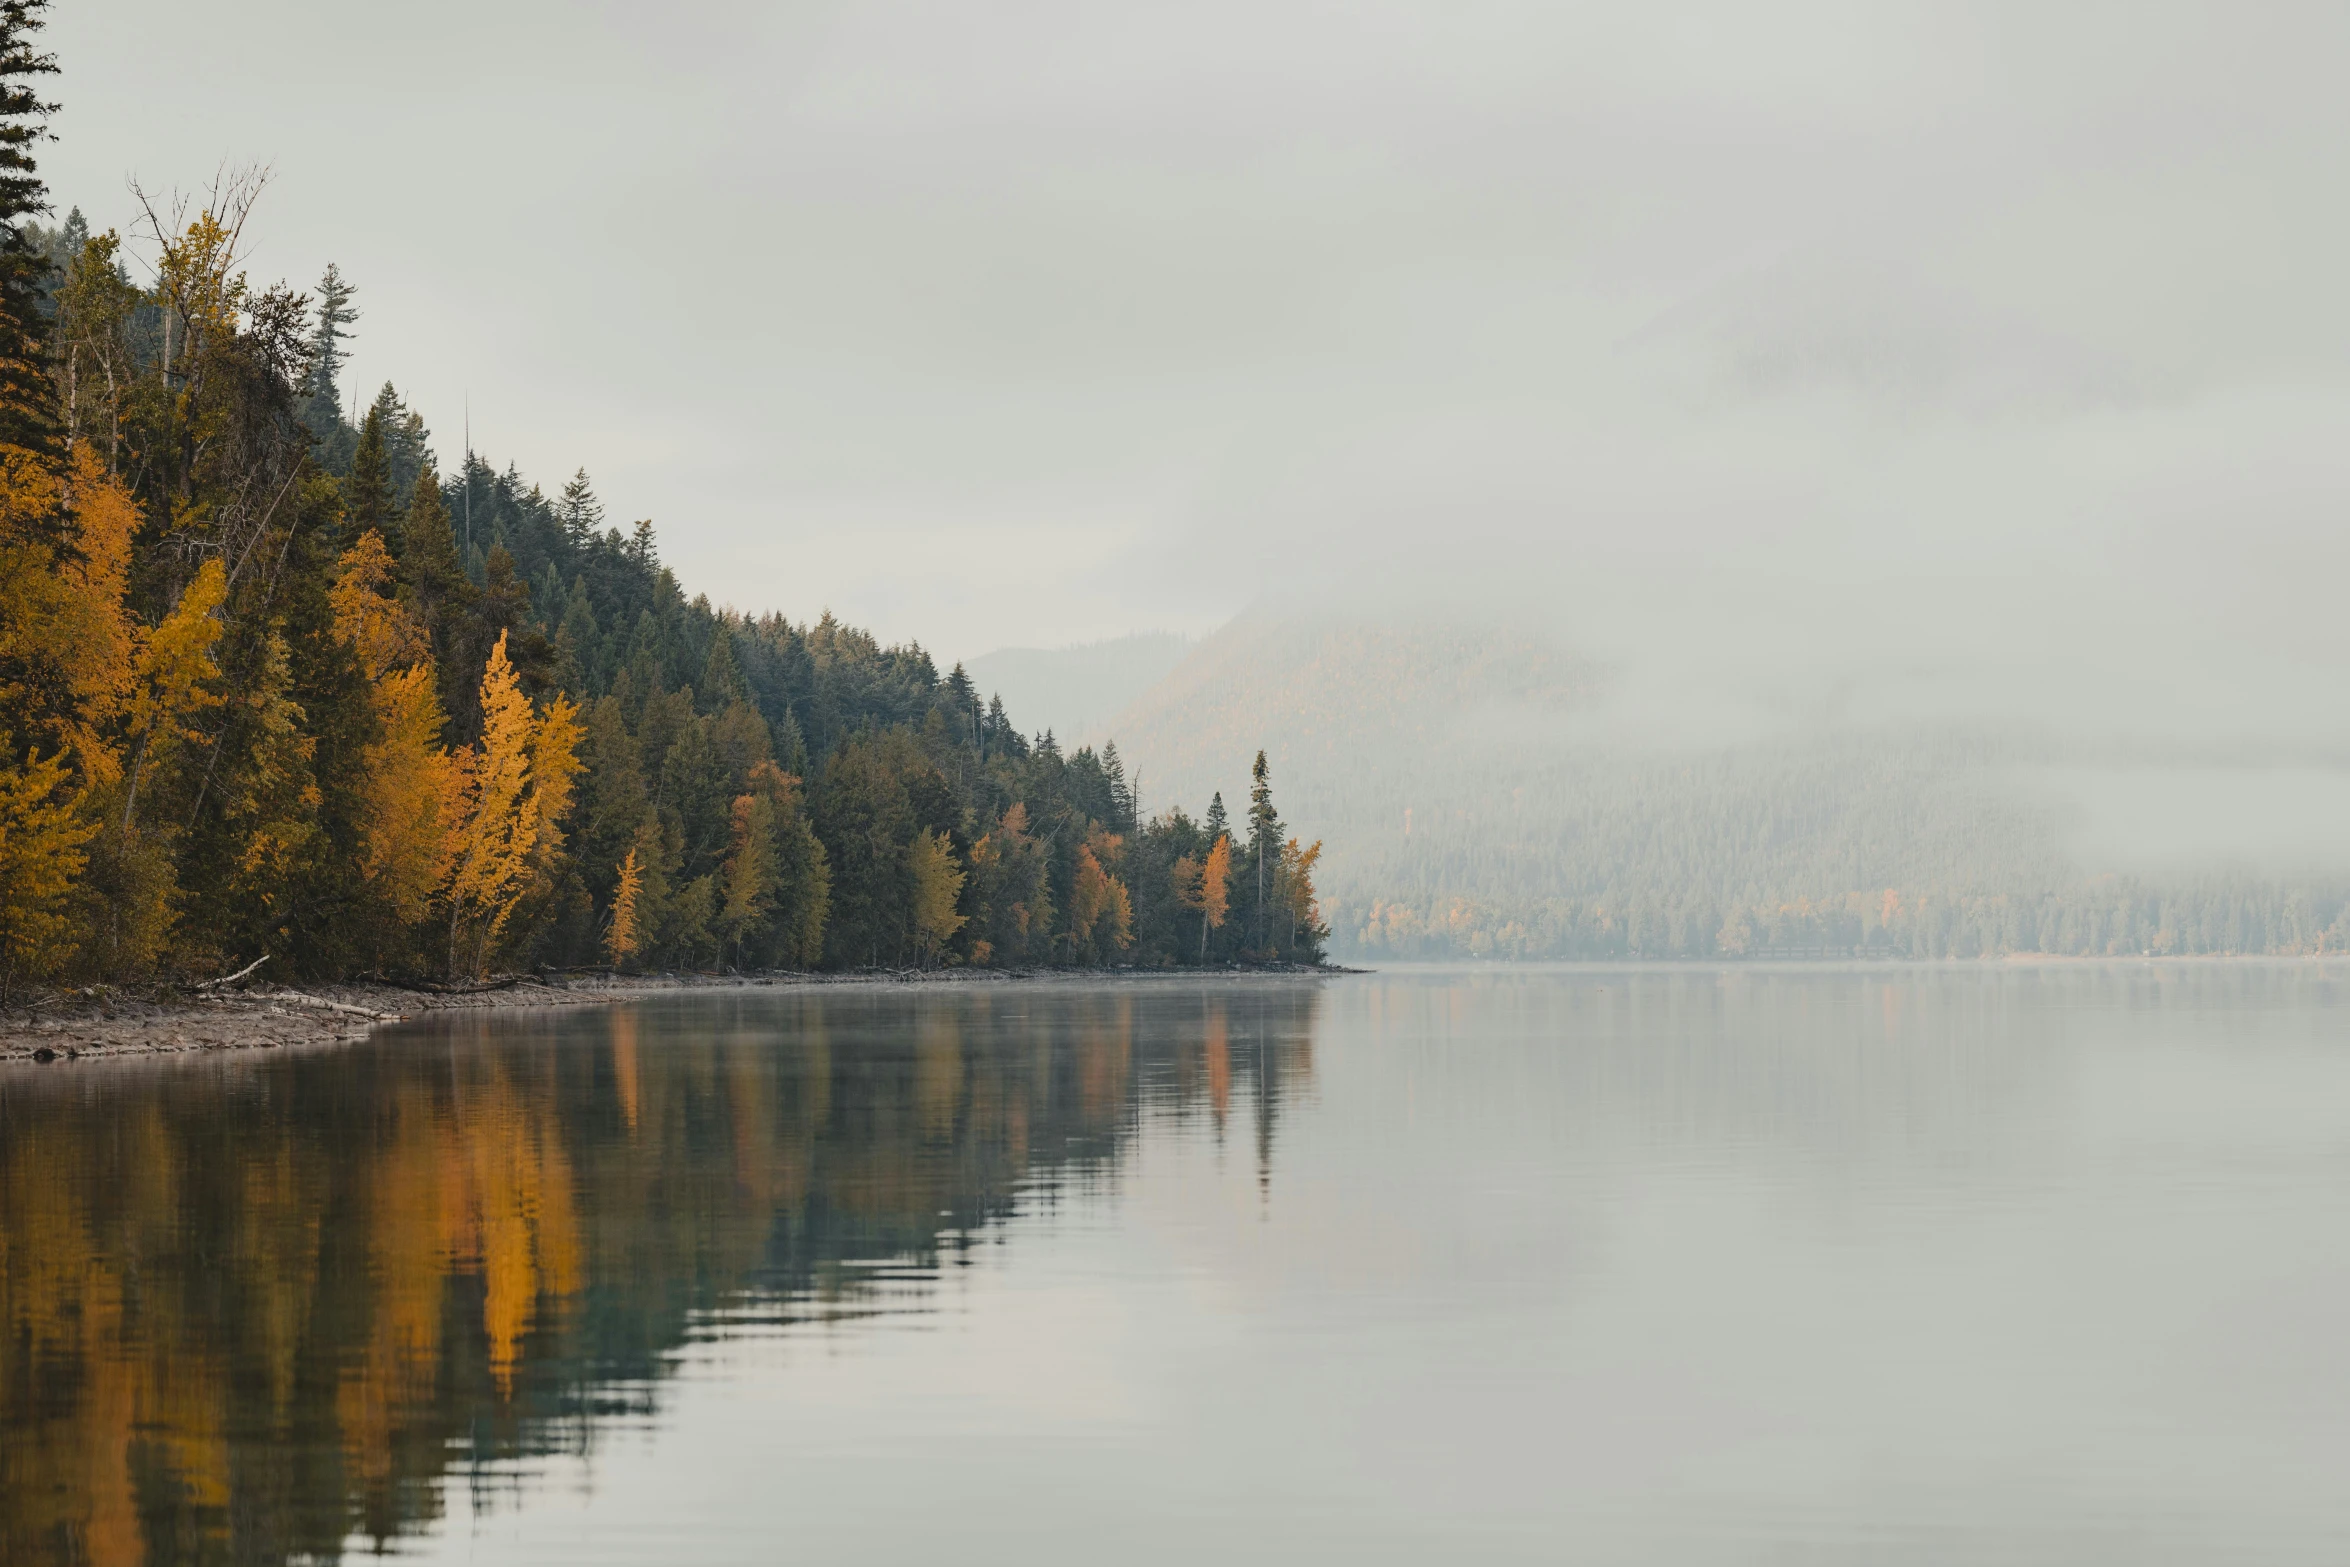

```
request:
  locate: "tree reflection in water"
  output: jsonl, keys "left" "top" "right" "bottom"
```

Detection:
{"left": 0, "top": 982, "right": 1321, "bottom": 1565}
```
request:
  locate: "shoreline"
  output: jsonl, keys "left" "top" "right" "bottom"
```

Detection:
{"left": 0, "top": 964, "right": 1350, "bottom": 1066}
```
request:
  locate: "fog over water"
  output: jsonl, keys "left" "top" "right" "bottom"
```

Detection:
{"left": 44, "top": 2, "right": 2350, "bottom": 890}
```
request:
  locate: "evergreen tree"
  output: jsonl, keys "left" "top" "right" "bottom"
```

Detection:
{"left": 944, "top": 662, "right": 978, "bottom": 746}
{"left": 1102, "top": 739, "right": 1133, "bottom": 830}
{"left": 699, "top": 624, "right": 744, "bottom": 711}
{"left": 300, "top": 263, "right": 357, "bottom": 462}
{"left": 365, "top": 383, "right": 436, "bottom": 510}
{"left": 346, "top": 403, "right": 396, "bottom": 546}
{"left": 557, "top": 467, "right": 603, "bottom": 547}
{"left": 398, "top": 469, "right": 480, "bottom": 734}
{"left": 1246, "top": 751, "right": 1282, "bottom": 953}
{"left": 469, "top": 545, "right": 553, "bottom": 702}
{"left": 0, "top": 0, "right": 56, "bottom": 461}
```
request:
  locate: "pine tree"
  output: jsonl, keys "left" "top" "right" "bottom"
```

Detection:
{"left": 301, "top": 263, "right": 357, "bottom": 458}
{"left": 0, "top": 0, "right": 57, "bottom": 461}
{"left": 699, "top": 623, "right": 744, "bottom": 711}
{"left": 1102, "top": 740, "right": 1133, "bottom": 830}
{"left": 556, "top": 468, "right": 602, "bottom": 548}
{"left": 983, "top": 693, "right": 1015, "bottom": 759}
{"left": 368, "top": 383, "right": 436, "bottom": 506}
{"left": 401, "top": 468, "right": 466, "bottom": 621}
{"left": 774, "top": 705, "right": 810, "bottom": 779}
{"left": 1246, "top": 752, "right": 1282, "bottom": 954}
{"left": 346, "top": 403, "right": 396, "bottom": 546}
{"left": 944, "top": 663, "right": 978, "bottom": 747}
{"left": 401, "top": 469, "right": 481, "bottom": 730}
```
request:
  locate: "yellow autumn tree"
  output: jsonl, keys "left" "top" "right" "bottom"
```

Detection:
{"left": 82, "top": 557, "right": 229, "bottom": 975}
{"left": 1171, "top": 853, "right": 1203, "bottom": 916}
{"left": 907, "top": 827, "right": 967, "bottom": 967}
{"left": 0, "top": 444, "right": 143, "bottom": 985}
{"left": 329, "top": 529, "right": 429, "bottom": 678}
{"left": 45, "top": 446, "right": 142, "bottom": 782}
{"left": 1197, "top": 833, "right": 1232, "bottom": 961}
{"left": 1066, "top": 828, "right": 1133, "bottom": 963}
{"left": 332, "top": 529, "right": 454, "bottom": 930}
{"left": 1273, "top": 837, "right": 1325, "bottom": 957}
{"left": 116, "top": 560, "right": 228, "bottom": 834}
{"left": 0, "top": 750, "right": 97, "bottom": 994}
{"left": 527, "top": 690, "right": 584, "bottom": 866}
{"left": 441, "top": 632, "right": 581, "bottom": 978}
{"left": 717, "top": 793, "right": 779, "bottom": 969}
{"left": 605, "top": 847, "right": 644, "bottom": 967}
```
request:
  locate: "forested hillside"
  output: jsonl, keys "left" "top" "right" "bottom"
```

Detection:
{"left": 1110, "top": 611, "right": 2350, "bottom": 961}
{"left": 0, "top": 5, "right": 1326, "bottom": 990}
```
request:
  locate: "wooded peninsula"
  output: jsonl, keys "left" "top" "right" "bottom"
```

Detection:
{"left": 0, "top": 4, "right": 1328, "bottom": 993}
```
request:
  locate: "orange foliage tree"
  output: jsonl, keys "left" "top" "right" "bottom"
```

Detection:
{"left": 1066, "top": 827, "right": 1134, "bottom": 963}
{"left": 332, "top": 529, "right": 455, "bottom": 936}
{"left": 441, "top": 631, "right": 581, "bottom": 978}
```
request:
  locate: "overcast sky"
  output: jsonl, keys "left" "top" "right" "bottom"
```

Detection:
{"left": 41, "top": 2, "right": 2350, "bottom": 709}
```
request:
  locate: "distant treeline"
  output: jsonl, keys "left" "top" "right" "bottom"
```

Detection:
{"left": 1338, "top": 880, "right": 2350, "bottom": 961}
{"left": 0, "top": 5, "right": 1326, "bottom": 989}
{"left": 1321, "top": 736, "right": 2350, "bottom": 962}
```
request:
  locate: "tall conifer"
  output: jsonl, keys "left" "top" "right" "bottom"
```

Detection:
{"left": 346, "top": 404, "right": 396, "bottom": 548}
{"left": 1247, "top": 752, "right": 1282, "bottom": 952}
{"left": 557, "top": 467, "right": 602, "bottom": 547}
{"left": 300, "top": 263, "right": 358, "bottom": 464}
{"left": 0, "top": 0, "right": 55, "bottom": 462}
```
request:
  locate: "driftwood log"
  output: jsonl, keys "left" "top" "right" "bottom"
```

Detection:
{"left": 190, "top": 955, "right": 270, "bottom": 991}
{"left": 266, "top": 990, "right": 404, "bottom": 1022}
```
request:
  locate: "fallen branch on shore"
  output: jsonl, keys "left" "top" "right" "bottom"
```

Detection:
{"left": 190, "top": 955, "right": 270, "bottom": 992}
{"left": 267, "top": 990, "right": 404, "bottom": 1022}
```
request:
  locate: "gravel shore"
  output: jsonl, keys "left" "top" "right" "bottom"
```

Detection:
{"left": 0, "top": 965, "right": 1343, "bottom": 1065}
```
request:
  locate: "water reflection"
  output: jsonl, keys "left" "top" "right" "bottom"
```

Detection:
{"left": 0, "top": 983, "right": 1321, "bottom": 1566}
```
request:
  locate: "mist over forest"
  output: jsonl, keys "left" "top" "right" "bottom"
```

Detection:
{"left": 1063, "top": 590, "right": 2350, "bottom": 962}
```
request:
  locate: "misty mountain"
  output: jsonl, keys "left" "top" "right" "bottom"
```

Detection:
{"left": 963, "top": 633, "right": 1192, "bottom": 748}
{"left": 1108, "top": 610, "right": 2350, "bottom": 961}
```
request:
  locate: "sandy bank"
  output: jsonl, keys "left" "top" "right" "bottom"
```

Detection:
{"left": 0, "top": 965, "right": 1344, "bottom": 1066}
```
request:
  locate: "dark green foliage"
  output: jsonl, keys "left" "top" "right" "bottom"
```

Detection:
{"left": 1244, "top": 750, "right": 1282, "bottom": 950}
{"left": 346, "top": 402, "right": 396, "bottom": 542}
{"left": 299, "top": 263, "right": 357, "bottom": 467}
{"left": 0, "top": 0, "right": 57, "bottom": 459}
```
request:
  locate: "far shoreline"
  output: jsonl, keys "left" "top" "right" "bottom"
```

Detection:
{"left": 0, "top": 964, "right": 1353, "bottom": 1067}
{"left": 15, "top": 952, "right": 2340, "bottom": 1068}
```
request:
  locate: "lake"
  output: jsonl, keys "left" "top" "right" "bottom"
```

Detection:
{"left": 5, "top": 965, "right": 2350, "bottom": 1564}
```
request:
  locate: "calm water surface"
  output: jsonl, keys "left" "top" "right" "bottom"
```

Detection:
{"left": 6, "top": 966, "right": 2350, "bottom": 1563}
